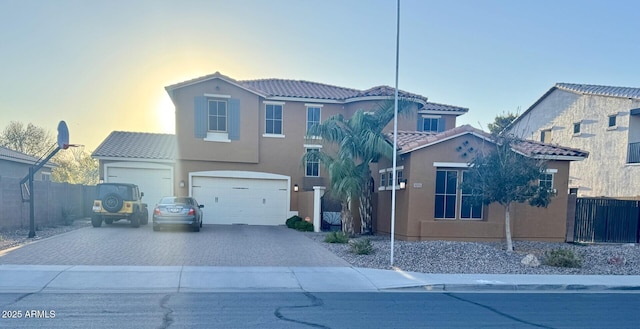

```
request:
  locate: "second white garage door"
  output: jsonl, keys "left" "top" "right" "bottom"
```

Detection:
{"left": 191, "top": 173, "right": 289, "bottom": 225}
{"left": 105, "top": 164, "right": 173, "bottom": 214}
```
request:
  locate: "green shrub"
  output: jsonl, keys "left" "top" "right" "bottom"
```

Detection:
{"left": 543, "top": 248, "right": 582, "bottom": 268}
{"left": 285, "top": 215, "right": 303, "bottom": 228}
{"left": 349, "top": 238, "right": 374, "bottom": 255}
{"left": 294, "top": 220, "right": 314, "bottom": 232}
{"left": 61, "top": 206, "right": 76, "bottom": 226}
{"left": 324, "top": 231, "right": 349, "bottom": 244}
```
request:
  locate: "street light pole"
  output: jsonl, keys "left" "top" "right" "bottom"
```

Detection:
{"left": 390, "top": 0, "right": 400, "bottom": 267}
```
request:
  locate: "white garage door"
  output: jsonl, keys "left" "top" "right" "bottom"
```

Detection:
{"left": 106, "top": 165, "right": 173, "bottom": 217}
{"left": 192, "top": 175, "right": 288, "bottom": 225}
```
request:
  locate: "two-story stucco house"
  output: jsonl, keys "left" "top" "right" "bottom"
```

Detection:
{"left": 507, "top": 83, "right": 640, "bottom": 198}
{"left": 164, "top": 72, "right": 468, "bottom": 226}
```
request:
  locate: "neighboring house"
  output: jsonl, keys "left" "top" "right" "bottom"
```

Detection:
{"left": 374, "top": 125, "right": 588, "bottom": 241}
{"left": 0, "top": 146, "right": 55, "bottom": 181}
{"left": 164, "top": 72, "right": 468, "bottom": 226}
{"left": 507, "top": 83, "right": 640, "bottom": 198}
{"left": 92, "top": 131, "right": 177, "bottom": 212}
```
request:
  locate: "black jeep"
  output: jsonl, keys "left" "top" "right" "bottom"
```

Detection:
{"left": 91, "top": 183, "right": 148, "bottom": 228}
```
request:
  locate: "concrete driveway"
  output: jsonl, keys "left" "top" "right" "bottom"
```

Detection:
{"left": 0, "top": 223, "right": 350, "bottom": 267}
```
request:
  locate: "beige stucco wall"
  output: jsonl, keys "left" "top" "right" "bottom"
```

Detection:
{"left": 170, "top": 78, "right": 440, "bottom": 219}
{"left": 509, "top": 89, "right": 640, "bottom": 198}
{"left": 375, "top": 134, "right": 571, "bottom": 242}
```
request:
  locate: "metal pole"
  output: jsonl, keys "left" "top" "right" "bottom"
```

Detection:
{"left": 390, "top": 0, "right": 400, "bottom": 267}
{"left": 28, "top": 166, "right": 35, "bottom": 238}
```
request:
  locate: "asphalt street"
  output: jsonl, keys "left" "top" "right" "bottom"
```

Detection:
{"left": 1, "top": 292, "right": 639, "bottom": 328}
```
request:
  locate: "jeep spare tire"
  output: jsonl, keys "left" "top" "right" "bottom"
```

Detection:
{"left": 102, "top": 193, "right": 124, "bottom": 213}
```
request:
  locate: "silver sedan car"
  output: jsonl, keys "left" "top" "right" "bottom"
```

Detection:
{"left": 152, "top": 196, "right": 204, "bottom": 232}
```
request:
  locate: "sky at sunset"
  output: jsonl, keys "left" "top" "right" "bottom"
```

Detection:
{"left": 1, "top": 0, "right": 640, "bottom": 152}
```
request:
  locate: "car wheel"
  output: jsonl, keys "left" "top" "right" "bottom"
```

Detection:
{"left": 193, "top": 224, "right": 200, "bottom": 232}
{"left": 102, "top": 193, "right": 124, "bottom": 213}
{"left": 91, "top": 215, "right": 102, "bottom": 228}
{"left": 130, "top": 215, "right": 140, "bottom": 228}
{"left": 153, "top": 224, "right": 160, "bottom": 232}
{"left": 105, "top": 218, "right": 113, "bottom": 225}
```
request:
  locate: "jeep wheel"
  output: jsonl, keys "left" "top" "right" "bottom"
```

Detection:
{"left": 131, "top": 215, "right": 140, "bottom": 228}
{"left": 105, "top": 218, "right": 113, "bottom": 225}
{"left": 102, "top": 193, "right": 124, "bottom": 213}
{"left": 141, "top": 209, "right": 149, "bottom": 225}
{"left": 91, "top": 215, "right": 102, "bottom": 228}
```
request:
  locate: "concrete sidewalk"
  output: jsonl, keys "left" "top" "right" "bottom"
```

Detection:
{"left": 1, "top": 265, "right": 639, "bottom": 293}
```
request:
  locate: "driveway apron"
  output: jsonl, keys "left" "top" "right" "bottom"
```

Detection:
{"left": 0, "top": 224, "right": 350, "bottom": 267}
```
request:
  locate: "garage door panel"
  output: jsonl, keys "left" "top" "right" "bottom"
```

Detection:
{"left": 192, "top": 176, "right": 288, "bottom": 225}
{"left": 106, "top": 166, "right": 172, "bottom": 221}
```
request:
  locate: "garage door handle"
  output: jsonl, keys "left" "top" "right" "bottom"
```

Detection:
{"left": 263, "top": 199, "right": 266, "bottom": 204}
{"left": 215, "top": 197, "right": 218, "bottom": 203}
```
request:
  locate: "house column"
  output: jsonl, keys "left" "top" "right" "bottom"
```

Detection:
{"left": 312, "top": 186, "right": 326, "bottom": 233}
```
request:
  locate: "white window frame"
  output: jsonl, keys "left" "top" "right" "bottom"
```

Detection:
{"left": 539, "top": 168, "right": 557, "bottom": 193}
{"left": 572, "top": 121, "right": 582, "bottom": 136}
{"left": 304, "top": 145, "right": 322, "bottom": 177}
{"left": 607, "top": 113, "right": 619, "bottom": 131}
{"left": 264, "top": 101, "right": 285, "bottom": 138}
{"left": 207, "top": 99, "right": 228, "bottom": 133}
{"left": 434, "top": 168, "right": 483, "bottom": 221}
{"left": 306, "top": 104, "right": 322, "bottom": 139}
{"left": 378, "top": 166, "right": 404, "bottom": 190}
{"left": 421, "top": 115, "right": 441, "bottom": 132}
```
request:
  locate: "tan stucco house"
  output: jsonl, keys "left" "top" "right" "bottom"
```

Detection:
{"left": 88, "top": 71, "right": 588, "bottom": 242}
{"left": 375, "top": 125, "right": 588, "bottom": 241}
{"left": 164, "top": 72, "right": 468, "bottom": 227}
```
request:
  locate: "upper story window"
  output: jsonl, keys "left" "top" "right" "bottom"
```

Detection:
{"left": 41, "top": 172, "right": 51, "bottom": 181}
{"left": 573, "top": 122, "right": 581, "bottom": 135}
{"left": 540, "top": 128, "right": 552, "bottom": 143}
{"left": 306, "top": 105, "right": 321, "bottom": 136}
{"left": 419, "top": 115, "right": 443, "bottom": 132}
{"left": 208, "top": 99, "right": 227, "bottom": 132}
{"left": 608, "top": 115, "right": 617, "bottom": 127}
{"left": 265, "top": 103, "right": 283, "bottom": 135}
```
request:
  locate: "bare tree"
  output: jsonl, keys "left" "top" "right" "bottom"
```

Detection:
{"left": 0, "top": 121, "right": 55, "bottom": 157}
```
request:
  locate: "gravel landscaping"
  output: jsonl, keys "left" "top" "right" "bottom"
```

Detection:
{"left": 0, "top": 220, "right": 91, "bottom": 252}
{"left": 305, "top": 232, "right": 640, "bottom": 275}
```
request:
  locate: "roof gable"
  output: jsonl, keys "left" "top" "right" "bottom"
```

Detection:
{"left": 92, "top": 132, "right": 177, "bottom": 161}
{"left": 387, "top": 125, "right": 588, "bottom": 160}
{"left": 509, "top": 82, "right": 640, "bottom": 129}
{"left": 0, "top": 146, "right": 56, "bottom": 168}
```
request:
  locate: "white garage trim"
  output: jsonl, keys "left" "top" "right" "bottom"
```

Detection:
{"left": 189, "top": 171, "right": 291, "bottom": 225}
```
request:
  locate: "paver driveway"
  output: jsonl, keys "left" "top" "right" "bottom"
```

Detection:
{"left": 0, "top": 223, "right": 350, "bottom": 266}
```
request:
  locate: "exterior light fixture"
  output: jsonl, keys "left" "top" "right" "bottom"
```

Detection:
{"left": 399, "top": 179, "right": 407, "bottom": 190}
{"left": 293, "top": 184, "right": 299, "bottom": 192}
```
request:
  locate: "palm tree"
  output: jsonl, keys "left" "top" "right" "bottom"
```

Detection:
{"left": 304, "top": 99, "right": 414, "bottom": 235}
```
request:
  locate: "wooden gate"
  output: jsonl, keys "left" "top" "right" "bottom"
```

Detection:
{"left": 573, "top": 197, "right": 640, "bottom": 243}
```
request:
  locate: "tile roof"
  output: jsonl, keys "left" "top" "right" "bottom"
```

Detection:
{"left": 386, "top": 125, "right": 588, "bottom": 160}
{"left": 555, "top": 83, "right": 640, "bottom": 99}
{"left": 240, "top": 79, "right": 360, "bottom": 100}
{"left": 166, "top": 72, "right": 471, "bottom": 113}
{"left": 422, "top": 102, "right": 469, "bottom": 113}
{"left": 0, "top": 146, "right": 55, "bottom": 167}
{"left": 92, "top": 132, "right": 176, "bottom": 160}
